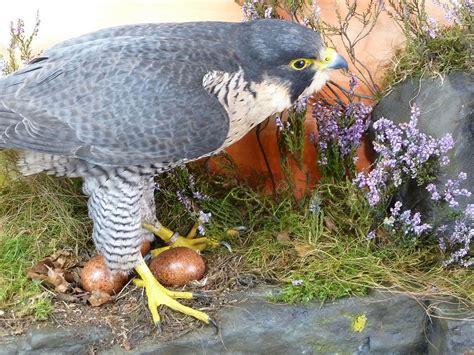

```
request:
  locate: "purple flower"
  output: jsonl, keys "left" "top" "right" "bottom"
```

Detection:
{"left": 312, "top": 97, "right": 371, "bottom": 171}
{"left": 291, "top": 279, "right": 304, "bottom": 286}
{"left": 437, "top": 225, "right": 448, "bottom": 233}
{"left": 431, "top": 0, "right": 473, "bottom": 24}
{"left": 197, "top": 210, "right": 212, "bottom": 235}
{"left": 242, "top": 0, "right": 260, "bottom": 21}
{"left": 422, "top": 17, "right": 439, "bottom": 38}
{"left": 367, "top": 231, "right": 376, "bottom": 240}
{"left": 309, "top": 194, "right": 321, "bottom": 214}
{"left": 386, "top": 206, "right": 432, "bottom": 237}
{"left": 354, "top": 167, "right": 387, "bottom": 206}
{"left": 349, "top": 74, "right": 358, "bottom": 96}
{"left": 177, "top": 191, "right": 192, "bottom": 211}
{"left": 438, "top": 134, "right": 454, "bottom": 153}
{"left": 465, "top": 204, "right": 474, "bottom": 219}
{"left": 355, "top": 104, "right": 454, "bottom": 207}
{"left": 292, "top": 95, "right": 308, "bottom": 113}
{"left": 311, "top": 1, "right": 321, "bottom": 18}
{"left": 436, "top": 173, "right": 472, "bottom": 208}
{"left": 432, "top": 174, "right": 473, "bottom": 267}
{"left": 390, "top": 201, "right": 403, "bottom": 217}
{"left": 199, "top": 210, "right": 211, "bottom": 223}
{"left": 426, "top": 183, "right": 441, "bottom": 201}
{"left": 440, "top": 217, "right": 473, "bottom": 267}
{"left": 193, "top": 191, "right": 208, "bottom": 200}
{"left": 275, "top": 114, "right": 284, "bottom": 131}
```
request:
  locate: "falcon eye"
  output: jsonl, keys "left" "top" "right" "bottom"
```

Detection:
{"left": 289, "top": 58, "right": 312, "bottom": 70}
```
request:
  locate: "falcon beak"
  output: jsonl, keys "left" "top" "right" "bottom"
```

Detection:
{"left": 315, "top": 47, "right": 349, "bottom": 71}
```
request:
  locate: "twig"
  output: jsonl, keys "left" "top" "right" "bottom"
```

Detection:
{"left": 256, "top": 119, "right": 276, "bottom": 196}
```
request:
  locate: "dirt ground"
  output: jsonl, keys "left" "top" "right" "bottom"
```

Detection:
{"left": 0, "top": 251, "right": 263, "bottom": 351}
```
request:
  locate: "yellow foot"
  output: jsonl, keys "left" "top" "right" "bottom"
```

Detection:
{"left": 134, "top": 257, "right": 218, "bottom": 331}
{"left": 143, "top": 222, "right": 219, "bottom": 256}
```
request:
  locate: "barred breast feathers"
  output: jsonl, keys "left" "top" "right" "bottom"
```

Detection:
{"left": 203, "top": 68, "right": 291, "bottom": 148}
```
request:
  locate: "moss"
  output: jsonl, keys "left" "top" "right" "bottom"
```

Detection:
{"left": 383, "top": 25, "right": 472, "bottom": 93}
{"left": 0, "top": 151, "right": 90, "bottom": 318}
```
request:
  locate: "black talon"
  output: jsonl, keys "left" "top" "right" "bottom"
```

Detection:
{"left": 208, "top": 317, "right": 219, "bottom": 334}
{"left": 219, "top": 240, "right": 233, "bottom": 253}
{"left": 155, "top": 321, "right": 162, "bottom": 335}
{"left": 192, "top": 291, "right": 212, "bottom": 299}
{"left": 143, "top": 253, "right": 153, "bottom": 263}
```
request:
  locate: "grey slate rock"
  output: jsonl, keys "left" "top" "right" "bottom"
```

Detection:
{"left": 2, "top": 288, "right": 472, "bottom": 354}
{"left": 372, "top": 72, "right": 474, "bottom": 218}
{"left": 0, "top": 325, "right": 111, "bottom": 355}
{"left": 428, "top": 301, "right": 474, "bottom": 355}
{"left": 102, "top": 287, "right": 427, "bottom": 354}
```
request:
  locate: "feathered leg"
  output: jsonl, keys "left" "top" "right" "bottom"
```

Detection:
{"left": 83, "top": 169, "right": 145, "bottom": 272}
{"left": 83, "top": 169, "right": 213, "bottom": 328}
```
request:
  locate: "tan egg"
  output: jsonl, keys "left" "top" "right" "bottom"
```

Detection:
{"left": 149, "top": 247, "right": 205, "bottom": 287}
{"left": 80, "top": 255, "right": 128, "bottom": 295}
{"left": 140, "top": 240, "right": 152, "bottom": 256}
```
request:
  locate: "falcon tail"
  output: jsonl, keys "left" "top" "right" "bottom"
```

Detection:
{"left": 18, "top": 151, "right": 96, "bottom": 177}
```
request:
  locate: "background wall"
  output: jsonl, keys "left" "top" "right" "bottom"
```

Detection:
{"left": 0, "top": 0, "right": 242, "bottom": 51}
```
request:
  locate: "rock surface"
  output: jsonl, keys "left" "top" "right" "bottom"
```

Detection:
{"left": 372, "top": 72, "right": 474, "bottom": 217}
{"left": 1, "top": 287, "right": 472, "bottom": 354}
{"left": 105, "top": 288, "right": 429, "bottom": 354}
{"left": 428, "top": 300, "right": 474, "bottom": 355}
{"left": 0, "top": 325, "right": 111, "bottom": 354}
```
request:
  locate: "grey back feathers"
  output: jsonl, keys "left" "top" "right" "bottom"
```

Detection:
{"left": 0, "top": 20, "right": 323, "bottom": 170}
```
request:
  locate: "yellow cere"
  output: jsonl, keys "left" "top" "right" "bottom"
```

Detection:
{"left": 314, "top": 47, "right": 337, "bottom": 69}
{"left": 352, "top": 314, "right": 367, "bottom": 332}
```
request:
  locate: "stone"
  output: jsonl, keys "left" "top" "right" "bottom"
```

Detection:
{"left": 372, "top": 72, "right": 473, "bottom": 219}
{"left": 102, "top": 287, "right": 427, "bottom": 354}
{"left": 428, "top": 300, "right": 474, "bottom": 355}
{"left": 3, "top": 288, "right": 472, "bottom": 354}
{"left": 0, "top": 325, "right": 111, "bottom": 355}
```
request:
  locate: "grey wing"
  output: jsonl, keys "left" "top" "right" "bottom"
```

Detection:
{"left": 0, "top": 33, "right": 239, "bottom": 166}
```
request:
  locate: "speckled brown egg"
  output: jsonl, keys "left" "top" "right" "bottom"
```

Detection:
{"left": 80, "top": 255, "right": 128, "bottom": 294}
{"left": 149, "top": 247, "right": 205, "bottom": 287}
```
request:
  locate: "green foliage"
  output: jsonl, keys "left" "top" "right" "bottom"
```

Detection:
{"left": 384, "top": 0, "right": 472, "bottom": 89}
{"left": 195, "top": 177, "right": 473, "bottom": 304}
{"left": 0, "top": 152, "right": 90, "bottom": 318}
{"left": 277, "top": 111, "right": 306, "bottom": 168}
{"left": 275, "top": 271, "right": 368, "bottom": 304}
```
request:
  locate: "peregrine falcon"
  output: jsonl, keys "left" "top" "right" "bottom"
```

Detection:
{"left": 0, "top": 19, "right": 348, "bottom": 328}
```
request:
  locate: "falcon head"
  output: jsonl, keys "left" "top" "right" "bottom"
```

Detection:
{"left": 238, "top": 19, "right": 348, "bottom": 103}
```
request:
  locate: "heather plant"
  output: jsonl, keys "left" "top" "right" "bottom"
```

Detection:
{"left": 311, "top": 76, "right": 372, "bottom": 181}
{"left": 427, "top": 175, "right": 473, "bottom": 267}
{"left": 384, "top": 0, "right": 472, "bottom": 88}
{"left": 354, "top": 105, "right": 454, "bottom": 207}
{"left": 154, "top": 166, "right": 213, "bottom": 236}
{"left": 2, "top": 11, "right": 41, "bottom": 75}
{"left": 354, "top": 104, "right": 472, "bottom": 266}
